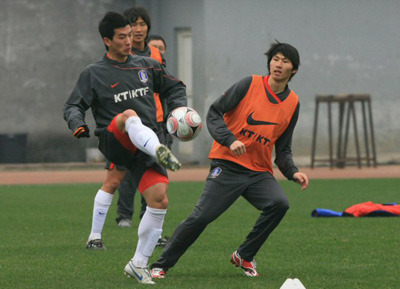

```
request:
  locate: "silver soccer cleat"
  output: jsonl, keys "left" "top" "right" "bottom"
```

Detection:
{"left": 155, "top": 144, "right": 181, "bottom": 172}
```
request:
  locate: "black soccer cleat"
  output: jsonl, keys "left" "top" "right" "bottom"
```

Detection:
{"left": 86, "top": 239, "right": 106, "bottom": 250}
{"left": 156, "top": 236, "right": 169, "bottom": 247}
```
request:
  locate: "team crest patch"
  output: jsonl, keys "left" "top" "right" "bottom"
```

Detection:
{"left": 138, "top": 70, "right": 148, "bottom": 83}
{"left": 210, "top": 167, "right": 222, "bottom": 178}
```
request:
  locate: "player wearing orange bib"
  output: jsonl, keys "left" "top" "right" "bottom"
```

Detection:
{"left": 151, "top": 41, "right": 309, "bottom": 279}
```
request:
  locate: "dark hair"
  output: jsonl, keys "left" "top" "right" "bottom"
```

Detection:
{"left": 147, "top": 34, "right": 167, "bottom": 50}
{"left": 265, "top": 40, "right": 300, "bottom": 81}
{"left": 123, "top": 6, "right": 151, "bottom": 40}
{"left": 98, "top": 12, "right": 130, "bottom": 50}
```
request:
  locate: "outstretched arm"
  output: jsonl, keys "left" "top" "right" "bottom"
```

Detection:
{"left": 274, "top": 103, "right": 300, "bottom": 179}
{"left": 154, "top": 63, "right": 187, "bottom": 111}
{"left": 63, "top": 68, "right": 92, "bottom": 135}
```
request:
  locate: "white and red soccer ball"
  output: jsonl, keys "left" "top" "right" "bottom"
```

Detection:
{"left": 166, "top": 107, "right": 202, "bottom": 142}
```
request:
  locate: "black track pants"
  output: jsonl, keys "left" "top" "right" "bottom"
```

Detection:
{"left": 151, "top": 160, "right": 289, "bottom": 270}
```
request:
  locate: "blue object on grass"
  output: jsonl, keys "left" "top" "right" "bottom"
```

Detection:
{"left": 311, "top": 209, "right": 343, "bottom": 217}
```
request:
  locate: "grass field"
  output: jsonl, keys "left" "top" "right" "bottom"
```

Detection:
{"left": 1, "top": 178, "right": 399, "bottom": 289}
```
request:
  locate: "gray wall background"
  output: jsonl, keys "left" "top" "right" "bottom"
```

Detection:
{"left": 1, "top": 0, "right": 399, "bottom": 165}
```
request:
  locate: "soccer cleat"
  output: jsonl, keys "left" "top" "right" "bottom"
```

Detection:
{"left": 230, "top": 250, "right": 259, "bottom": 277}
{"left": 155, "top": 144, "right": 181, "bottom": 171}
{"left": 150, "top": 267, "right": 166, "bottom": 279}
{"left": 86, "top": 239, "right": 106, "bottom": 250}
{"left": 156, "top": 236, "right": 169, "bottom": 247}
{"left": 117, "top": 219, "right": 132, "bottom": 228}
{"left": 124, "top": 260, "right": 155, "bottom": 284}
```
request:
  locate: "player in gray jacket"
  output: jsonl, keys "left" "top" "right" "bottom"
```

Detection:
{"left": 63, "top": 12, "right": 187, "bottom": 285}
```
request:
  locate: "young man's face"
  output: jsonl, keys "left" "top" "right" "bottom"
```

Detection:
{"left": 131, "top": 17, "right": 148, "bottom": 45}
{"left": 269, "top": 52, "right": 297, "bottom": 82}
{"left": 104, "top": 24, "right": 132, "bottom": 60}
{"left": 148, "top": 39, "right": 166, "bottom": 54}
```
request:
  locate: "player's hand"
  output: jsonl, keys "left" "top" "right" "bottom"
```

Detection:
{"left": 73, "top": 125, "right": 90, "bottom": 138}
{"left": 230, "top": 140, "right": 246, "bottom": 156}
{"left": 293, "top": 172, "right": 309, "bottom": 190}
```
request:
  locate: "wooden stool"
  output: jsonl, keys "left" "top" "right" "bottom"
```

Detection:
{"left": 310, "top": 94, "right": 377, "bottom": 168}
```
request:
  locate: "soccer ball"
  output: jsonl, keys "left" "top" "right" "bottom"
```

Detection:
{"left": 166, "top": 107, "right": 202, "bottom": 142}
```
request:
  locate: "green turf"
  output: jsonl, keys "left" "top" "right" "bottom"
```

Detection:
{"left": 1, "top": 179, "right": 399, "bottom": 288}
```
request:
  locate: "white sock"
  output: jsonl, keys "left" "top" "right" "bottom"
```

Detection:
{"left": 88, "top": 190, "right": 113, "bottom": 240}
{"left": 125, "top": 116, "right": 161, "bottom": 157}
{"left": 132, "top": 206, "right": 167, "bottom": 267}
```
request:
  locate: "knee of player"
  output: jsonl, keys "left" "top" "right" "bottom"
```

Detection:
{"left": 147, "top": 194, "right": 169, "bottom": 209}
{"left": 158, "top": 197, "right": 169, "bottom": 209}
{"left": 275, "top": 197, "right": 290, "bottom": 212}
{"left": 122, "top": 109, "right": 138, "bottom": 120}
{"left": 116, "top": 110, "right": 139, "bottom": 132}
{"left": 262, "top": 196, "right": 289, "bottom": 213}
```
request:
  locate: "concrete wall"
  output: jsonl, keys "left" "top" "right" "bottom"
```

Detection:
{"left": 1, "top": 0, "right": 399, "bottom": 165}
{"left": 0, "top": 0, "right": 135, "bottom": 162}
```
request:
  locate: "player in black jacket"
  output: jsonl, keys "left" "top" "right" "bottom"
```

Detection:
{"left": 112, "top": 6, "right": 167, "bottom": 236}
{"left": 63, "top": 12, "right": 187, "bottom": 285}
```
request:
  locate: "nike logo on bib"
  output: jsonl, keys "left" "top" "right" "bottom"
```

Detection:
{"left": 246, "top": 112, "right": 278, "bottom": 126}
